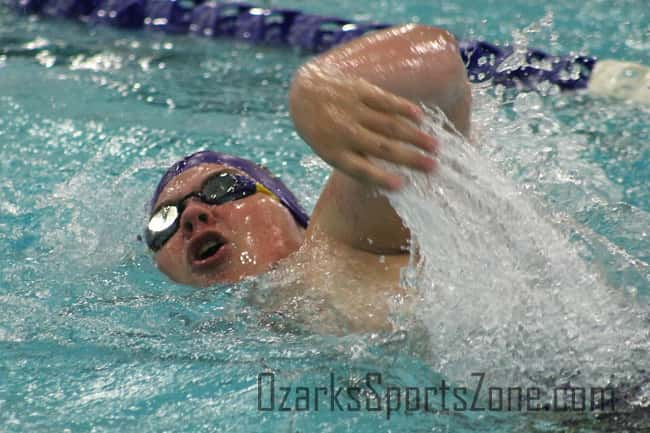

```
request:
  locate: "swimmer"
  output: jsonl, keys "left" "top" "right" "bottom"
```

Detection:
{"left": 146, "top": 24, "right": 471, "bottom": 333}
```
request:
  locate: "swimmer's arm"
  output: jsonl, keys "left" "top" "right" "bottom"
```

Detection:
{"left": 289, "top": 24, "right": 471, "bottom": 253}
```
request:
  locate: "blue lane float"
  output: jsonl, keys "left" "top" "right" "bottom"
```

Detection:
{"left": 5, "top": 0, "right": 596, "bottom": 90}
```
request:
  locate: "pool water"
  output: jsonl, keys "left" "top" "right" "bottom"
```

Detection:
{"left": 0, "top": 1, "right": 649, "bottom": 432}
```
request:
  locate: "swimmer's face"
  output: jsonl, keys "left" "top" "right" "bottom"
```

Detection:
{"left": 152, "top": 163, "right": 304, "bottom": 287}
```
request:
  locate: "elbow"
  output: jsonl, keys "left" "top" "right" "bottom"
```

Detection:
{"left": 288, "top": 63, "right": 325, "bottom": 141}
{"left": 403, "top": 25, "right": 470, "bottom": 125}
{"left": 288, "top": 65, "right": 311, "bottom": 128}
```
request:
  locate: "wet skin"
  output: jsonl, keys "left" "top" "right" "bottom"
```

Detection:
{"left": 153, "top": 163, "right": 304, "bottom": 287}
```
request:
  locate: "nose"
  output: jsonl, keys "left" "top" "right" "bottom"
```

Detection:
{"left": 180, "top": 200, "right": 215, "bottom": 237}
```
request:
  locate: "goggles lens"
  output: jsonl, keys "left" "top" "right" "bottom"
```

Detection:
{"left": 203, "top": 172, "right": 249, "bottom": 202}
{"left": 148, "top": 205, "right": 179, "bottom": 233}
{"left": 145, "top": 172, "right": 264, "bottom": 251}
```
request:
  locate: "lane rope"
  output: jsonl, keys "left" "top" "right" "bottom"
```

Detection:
{"left": 5, "top": 0, "right": 620, "bottom": 92}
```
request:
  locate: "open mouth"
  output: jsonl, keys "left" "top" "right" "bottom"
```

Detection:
{"left": 197, "top": 239, "right": 224, "bottom": 260}
{"left": 188, "top": 232, "right": 229, "bottom": 269}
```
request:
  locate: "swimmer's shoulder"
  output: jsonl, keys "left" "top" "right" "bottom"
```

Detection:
{"left": 298, "top": 226, "right": 409, "bottom": 284}
{"left": 255, "top": 234, "right": 410, "bottom": 335}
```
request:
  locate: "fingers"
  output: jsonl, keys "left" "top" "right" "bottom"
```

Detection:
{"left": 348, "top": 125, "right": 436, "bottom": 173}
{"left": 357, "top": 81, "right": 423, "bottom": 123}
{"left": 357, "top": 107, "right": 438, "bottom": 153}
{"left": 335, "top": 151, "right": 403, "bottom": 190}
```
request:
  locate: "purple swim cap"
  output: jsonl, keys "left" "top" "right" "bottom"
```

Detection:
{"left": 150, "top": 150, "right": 309, "bottom": 228}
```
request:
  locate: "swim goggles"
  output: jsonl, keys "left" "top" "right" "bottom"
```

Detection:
{"left": 145, "top": 171, "right": 276, "bottom": 251}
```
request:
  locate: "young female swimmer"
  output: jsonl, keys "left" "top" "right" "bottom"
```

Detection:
{"left": 146, "top": 24, "right": 471, "bottom": 333}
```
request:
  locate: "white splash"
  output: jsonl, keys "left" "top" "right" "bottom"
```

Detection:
{"left": 384, "top": 104, "right": 649, "bottom": 404}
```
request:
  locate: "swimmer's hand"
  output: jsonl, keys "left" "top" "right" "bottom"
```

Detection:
{"left": 289, "top": 67, "right": 438, "bottom": 190}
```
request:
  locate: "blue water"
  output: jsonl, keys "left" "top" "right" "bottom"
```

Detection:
{"left": 1, "top": 1, "right": 649, "bottom": 432}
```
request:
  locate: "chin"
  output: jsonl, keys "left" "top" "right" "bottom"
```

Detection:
{"left": 163, "top": 251, "right": 283, "bottom": 287}
{"left": 183, "top": 265, "right": 264, "bottom": 287}
{"left": 186, "top": 272, "right": 238, "bottom": 287}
